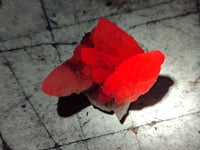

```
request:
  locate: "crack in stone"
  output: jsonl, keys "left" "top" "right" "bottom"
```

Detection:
{"left": 51, "top": 44, "right": 62, "bottom": 63}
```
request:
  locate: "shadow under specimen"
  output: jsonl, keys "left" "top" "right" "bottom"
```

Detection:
{"left": 129, "top": 75, "right": 174, "bottom": 110}
{"left": 120, "top": 75, "right": 174, "bottom": 123}
{"left": 57, "top": 93, "right": 91, "bottom": 117}
{"left": 57, "top": 75, "right": 174, "bottom": 120}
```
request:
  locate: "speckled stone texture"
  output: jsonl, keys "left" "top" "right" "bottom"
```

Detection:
{"left": 0, "top": 0, "right": 47, "bottom": 41}
{"left": 0, "top": 0, "right": 200, "bottom": 150}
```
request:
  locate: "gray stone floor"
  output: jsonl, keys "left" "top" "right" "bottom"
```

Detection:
{"left": 0, "top": 0, "right": 200, "bottom": 150}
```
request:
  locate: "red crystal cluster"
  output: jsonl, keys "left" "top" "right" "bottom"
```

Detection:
{"left": 42, "top": 18, "right": 165, "bottom": 104}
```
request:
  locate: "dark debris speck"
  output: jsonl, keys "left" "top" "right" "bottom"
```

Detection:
{"left": 105, "top": 1, "right": 112, "bottom": 6}
{"left": 148, "top": 121, "right": 157, "bottom": 127}
{"left": 21, "top": 104, "right": 26, "bottom": 108}
{"left": 40, "top": 58, "right": 45, "bottom": 61}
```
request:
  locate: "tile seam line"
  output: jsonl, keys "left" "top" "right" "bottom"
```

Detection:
{"left": 130, "top": 112, "right": 143, "bottom": 150}
{"left": 196, "top": 0, "right": 200, "bottom": 24}
{"left": 41, "top": 129, "right": 138, "bottom": 150}
{"left": 2, "top": 54, "right": 57, "bottom": 145}
{"left": 76, "top": 114, "right": 90, "bottom": 150}
{"left": 0, "top": 11, "right": 197, "bottom": 53}
{"left": 0, "top": 30, "right": 51, "bottom": 43}
{"left": 69, "top": 110, "right": 200, "bottom": 144}
{"left": 39, "top": 0, "right": 62, "bottom": 64}
{"left": 160, "top": 21, "right": 200, "bottom": 42}
{"left": 0, "top": 42, "right": 78, "bottom": 53}
{"left": 0, "top": 131, "right": 4, "bottom": 146}
{"left": 129, "top": 11, "right": 198, "bottom": 29}
{"left": 82, "top": 110, "right": 200, "bottom": 140}
{"left": 0, "top": 0, "right": 174, "bottom": 43}
{"left": 40, "top": 110, "right": 200, "bottom": 149}
{"left": 135, "top": 131, "right": 143, "bottom": 150}
{"left": 0, "top": 131, "right": 12, "bottom": 150}
{"left": 39, "top": 0, "right": 54, "bottom": 41}
{"left": 0, "top": 0, "right": 2, "bottom": 8}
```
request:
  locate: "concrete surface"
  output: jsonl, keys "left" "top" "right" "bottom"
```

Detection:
{"left": 0, "top": 0, "right": 200, "bottom": 150}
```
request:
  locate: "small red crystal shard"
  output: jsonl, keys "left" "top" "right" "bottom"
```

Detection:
{"left": 93, "top": 17, "right": 144, "bottom": 67}
{"left": 81, "top": 47, "right": 101, "bottom": 68}
{"left": 42, "top": 61, "right": 93, "bottom": 97}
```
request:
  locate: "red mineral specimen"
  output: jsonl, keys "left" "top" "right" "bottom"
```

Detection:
{"left": 42, "top": 17, "right": 165, "bottom": 106}
{"left": 42, "top": 62, "right": 93, "bottom": 97}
